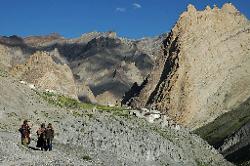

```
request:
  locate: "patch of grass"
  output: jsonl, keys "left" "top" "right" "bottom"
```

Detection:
{"left": 35, "top": 90, "right": 94, "bottom": 110}
{"left": 57, "top": 95, "right": 79, "bottom": 109}
{"left": 34, "top": 90, "right": 131, "bottom": 118}
{"left": 109, "top": 108, "right": 130, "bottom": 118}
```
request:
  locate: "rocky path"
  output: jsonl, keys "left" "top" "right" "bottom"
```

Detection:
{"left": 0, "top": 131, "right": 99, "bottom": 166}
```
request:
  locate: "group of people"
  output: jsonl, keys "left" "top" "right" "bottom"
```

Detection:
{"left": 19, "top": 120, "right": 54, "bottom": 151}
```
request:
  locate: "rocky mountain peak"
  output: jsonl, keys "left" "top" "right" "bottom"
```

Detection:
{"left": 124, "top": 3, "right": 250, "bottom": 129}
{"left": 172, "top": 3, "right": 249, "bottom": 43}
{"left": 187, "top": 4, "right": 197, "bottom": 13}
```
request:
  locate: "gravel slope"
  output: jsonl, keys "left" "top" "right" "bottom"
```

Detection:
{"left": 0, "top": 73, "right": 233, "bottom": 165}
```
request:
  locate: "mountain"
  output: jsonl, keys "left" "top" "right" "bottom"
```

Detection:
{"left": 122, "top": 3, "right": 250, "bottom": 165}
{"left": 66, "top": 32, "right": 166, "bottom": 105}
{"left": 0, "top": 32, "right": 166, "bottom": 105}
{"left": 123, "top": 3, "right": 250, "bottom": 128}
{"left": 1, "top": 3, "right": 249, "bottom": 165}
{"left": 0, "top": 69, "right": 232, "bottom": 166}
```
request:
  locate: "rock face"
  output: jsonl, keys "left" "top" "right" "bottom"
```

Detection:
{"left": 0, "top": 74, "right": 232, "bottom": 166}
{"left": 124, "top": 3, "right": 250, "bottom": 129}
{"left": 69, "top": 35, "right": 155, "bottom": 104}
{"left": 10, "top": 51, "right": 78, "bottom": 99}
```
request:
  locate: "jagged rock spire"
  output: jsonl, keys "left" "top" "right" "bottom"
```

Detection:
{"left": 187, "top": 4, "right": 197, "bottom": 13}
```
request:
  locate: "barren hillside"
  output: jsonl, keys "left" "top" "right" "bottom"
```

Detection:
{"left": 0, "top": 71, "right": 232, "bottom": 166}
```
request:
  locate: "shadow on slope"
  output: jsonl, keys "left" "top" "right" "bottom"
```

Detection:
{"left": 90, "top": 79, "right": 130, "bottom": 97}
{"left": 194, "top": 97, "right": 250, "bottom": 165}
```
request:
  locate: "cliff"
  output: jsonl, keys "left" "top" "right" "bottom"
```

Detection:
{"left": 125, "top": 3, "right": 250, "bottom": 129}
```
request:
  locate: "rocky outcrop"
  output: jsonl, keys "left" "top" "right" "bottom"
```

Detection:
{"left": 125, "top": 3, "right": 250, "bottom": 129}
{"left": 10, "top": 51, "right": 78, "bottom": 99}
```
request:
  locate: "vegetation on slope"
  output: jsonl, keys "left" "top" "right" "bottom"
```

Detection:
{"left": 34, "top": 90, "right": 131, "bottom": 118}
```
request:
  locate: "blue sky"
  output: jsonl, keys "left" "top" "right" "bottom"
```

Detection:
{"left": 0, "top": 0, "right": 249, "bottom": 39}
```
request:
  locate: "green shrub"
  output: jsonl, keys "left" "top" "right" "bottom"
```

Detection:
{"left": 82, "top": 155, "right": 92, "bottom": 161}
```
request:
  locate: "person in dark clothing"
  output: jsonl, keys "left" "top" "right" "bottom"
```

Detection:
{"left": 45, "top": 123, "right": 54, "bottom": 151}
{"left": 19, "top": 120, "right": 31, "bottom": 146}
{"left": 36, "top": 123, "right": 47, "bottom": 151}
